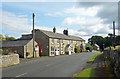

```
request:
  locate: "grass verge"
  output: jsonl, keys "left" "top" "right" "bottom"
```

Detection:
{"left": 75, "top": 68, "right": 94, "bottom": 79}
{"left": 87, "top": 52, "right": 103, "bottom": 63}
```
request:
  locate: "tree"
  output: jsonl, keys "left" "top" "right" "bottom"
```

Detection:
{"left": 88, "top": 36, "right": 105, "bottom": 49}
{"left": 0, "top": 34, "right": 16, "bottom": 41}
{"left": 88, "top": 35, "right": 120, "bottom": 49}
{"left": 4, "top": 35, "right": 16, "bottom": 41}
{"left": 0, "top": 34, "right": 6, "bottom": 41}
{"left": 115, "top": 35, "right": 120, "bottom": 45}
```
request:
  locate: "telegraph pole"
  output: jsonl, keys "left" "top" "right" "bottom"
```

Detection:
{"left": 113, "top": 21, "right": 115, "bottom": 48}
{"left": 33, "top": 13, "right": 35, "bottom": 58}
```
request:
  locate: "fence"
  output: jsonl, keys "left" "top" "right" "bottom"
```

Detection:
{"left": 103, "top": 49, "right": 120, "bottom": 78}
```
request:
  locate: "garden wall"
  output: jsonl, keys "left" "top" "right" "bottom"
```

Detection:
{"left": 0, "top": 54, "right": 19, "bottom": 68}
{"left": 103, "top": 49, "right": 120, "bottom": 78}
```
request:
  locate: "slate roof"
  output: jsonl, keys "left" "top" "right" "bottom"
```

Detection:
{"left": 0, "top": 39, "right": 31, "bottom": 47}
{"left": 36, "top": 29, "right": 85, "bottom": 41}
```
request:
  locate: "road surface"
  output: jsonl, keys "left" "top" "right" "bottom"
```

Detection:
{"left": 2, "top": 52, "right": 98, "bottom": 77}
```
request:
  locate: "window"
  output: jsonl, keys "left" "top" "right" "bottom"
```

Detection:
{"left": 57, "top": 39, "right": 59, "bottom": 44}
{"left": 57, "top": 47, "right": 59, "bottom": 51}
{"left": 68, "top": 40, "right": 70, "bottom": 44}
{"left": 51, "top": 39, "right": 54, "bottom": 44}
{"left": 61, "top": 47, "right": 63, "bottom": 51}
{"left": 71, "top": 46, "right": 73, "bottom": 50}
{"left": 51, "top": 47, "right": 54, "bottom": 51}
{"left": 51, "top": 47, "right": 55, "bottom": 55}
{"left": 71, "top": 40, "right": 73, "bottom": 44}
{"left": 61, "top": 40, "right": 63, "bottom": 43}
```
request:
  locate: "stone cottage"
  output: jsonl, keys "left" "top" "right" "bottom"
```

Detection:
{"left": 19, "top": 28, "right": 85, "bottom": 56}
{"left": 0, "top": 39, "right": 39, "bottom": 58}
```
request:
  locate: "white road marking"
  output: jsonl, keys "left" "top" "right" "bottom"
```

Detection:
{"left": 15, "top": 73, "right": 27, "bottom": 77}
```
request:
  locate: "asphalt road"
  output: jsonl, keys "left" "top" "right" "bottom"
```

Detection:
{"left": 2, "top": 52, "right": 99, "bottom": 77}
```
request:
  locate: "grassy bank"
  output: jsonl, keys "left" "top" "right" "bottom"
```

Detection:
{"left": 75, "top": 68, "right": 94, "bottom": 79}
{"left": 87, "top": 52, "right": 103, "bottom": 63}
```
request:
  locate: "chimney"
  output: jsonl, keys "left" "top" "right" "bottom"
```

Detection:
{"left": 63, "top": 29, "right": 68, "bottom": 35}
{"left": 53, "top": 27, "right": 56, "bottom": 33}
{"left": 63, "top": 30, "right": 66, "bottom": 35}
{"left": 66, "top": 30, "right": 68, "bottom": 35}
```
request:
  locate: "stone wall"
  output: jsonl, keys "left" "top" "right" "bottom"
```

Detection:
{"left": 0, "top": 54, "right": 19, "bottom": 68}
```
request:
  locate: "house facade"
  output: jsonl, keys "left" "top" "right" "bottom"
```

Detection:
{"left": 20, "top": 28, "right": 85, "bottom": 56}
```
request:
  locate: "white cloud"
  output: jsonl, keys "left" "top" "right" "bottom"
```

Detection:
{"left": 1, "top": 11, "right": 87, "bottom": 40}
{"left": 2, "top": 0, "right": 119, "bottom": 2}
{"left": 1, "top": 0, "right": 78, "bottom": 2}
{"left": 45, "top": 6, "right": 101, "bottom": 17}
{"left": 45, "top": 12, "right": 62, "bottom": 17}
{"left": 63, "top": 17, "right": 86, "bottom": 25}
{"left": 35, "top": 26, "right": 87, "bottom": 37}
{"left": 64, "top": 6, "right": 101, "bottom": 16}
{"left": 1, "top": 11, "right": 32, "bottom": 36}
{"left": 1, "top": 4, "right": 116, "bottom": 43}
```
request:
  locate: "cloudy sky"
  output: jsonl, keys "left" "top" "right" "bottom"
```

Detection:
{"left": 1, "top": 1, "right": 119, "bottom": 43}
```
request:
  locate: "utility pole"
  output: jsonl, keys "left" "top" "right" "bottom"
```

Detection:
{"left": 33, "top": 13, "right": 35, "bottom": 58}
{"left": 113, "top": 21, "right": 115, "bottom": 48}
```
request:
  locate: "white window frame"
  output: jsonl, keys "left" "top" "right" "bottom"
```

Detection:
{"left": 57, "top": 39, "right": 59, "bottom": 44}
{"left": 61, "top": 47, "right": 63, "bottom": 52}
{"left": 61, "top": 40, "right": 63, "bottom": 44}
{"left": 57, "top": 47, "right": 59, "bottom": 51}
{"left": 51, "top": 46, "right": 55, "bottom": 56}
{"left": 68, "top": 40, "right": 70, "bottom": 44}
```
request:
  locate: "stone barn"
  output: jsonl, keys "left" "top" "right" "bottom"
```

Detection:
{"left": 0, "top": 39, "right": 39, "bottom": 58}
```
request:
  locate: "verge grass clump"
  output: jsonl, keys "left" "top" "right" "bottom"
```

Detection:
{"left": 87, "top": 52, "right": 103, "bottom": 63}
{"left": 75, "top": 68, "right": 94, "bottom": 79}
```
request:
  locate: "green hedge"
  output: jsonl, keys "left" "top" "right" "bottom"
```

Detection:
{"left": 105, "top": 45, "right": 120, "bottom": 51}
{"left": 86, "top": 45, "right": 93, "bottom": 52}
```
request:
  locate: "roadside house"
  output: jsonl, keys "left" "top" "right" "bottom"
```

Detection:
{"left": 0, "top": 39, "right": 39, "bottom": 58}
{"left": 19, "top": 28, "right": 85, "bottom": 56}
{"left": 93, "top": 44, "right": 100, "bottom": 51}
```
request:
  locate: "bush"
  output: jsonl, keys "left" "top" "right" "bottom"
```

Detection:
{"left": 74, "top": 47, "right": 78, "bottom": 53}
{"left": 2, "top": 48, "right": 17, "bottom": 55}
{"left": 105, "top": 45, "right": 120, "bottom": 51}
{"left": 2, "top": 49, "right": 10, "bottom": 55}
{"left": 86, "top": 45, "right": 93, "bottom": 52}
{"left": 65, "top": 52, "right": 69, "bottom": 55}
{"left": 71, "top": 51, "right": 74, "bottom": 53}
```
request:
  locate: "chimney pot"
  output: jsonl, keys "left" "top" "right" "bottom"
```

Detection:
{"left": 63, "top": 29, "right": 68, "bottom": 35}
{"left": 53, "top": 27, "right": 56, "bottom": 33}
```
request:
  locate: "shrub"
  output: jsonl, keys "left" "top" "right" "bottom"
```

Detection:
{"left": 86, "top": 45, "right": 93, "bottom": 52}
{"left": 105, "top": 45, "right": 120, "bottom": 51}
{"left": 2, "top": 49, "right": 10, "bottom": 55}
{"left": 2, "top": 48, "right": 17, "bottom": 55}
{"left": 71, "top": 51, "right": 74, "bottom": 53}
{"left": 74, "top": 47, "right": 78, "bottom": 53}
{"left": 78, "top": 50, "right": 80, "bottom": 53}
{"left": 65, "top": 52, "right": 69, "bottom": 55}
